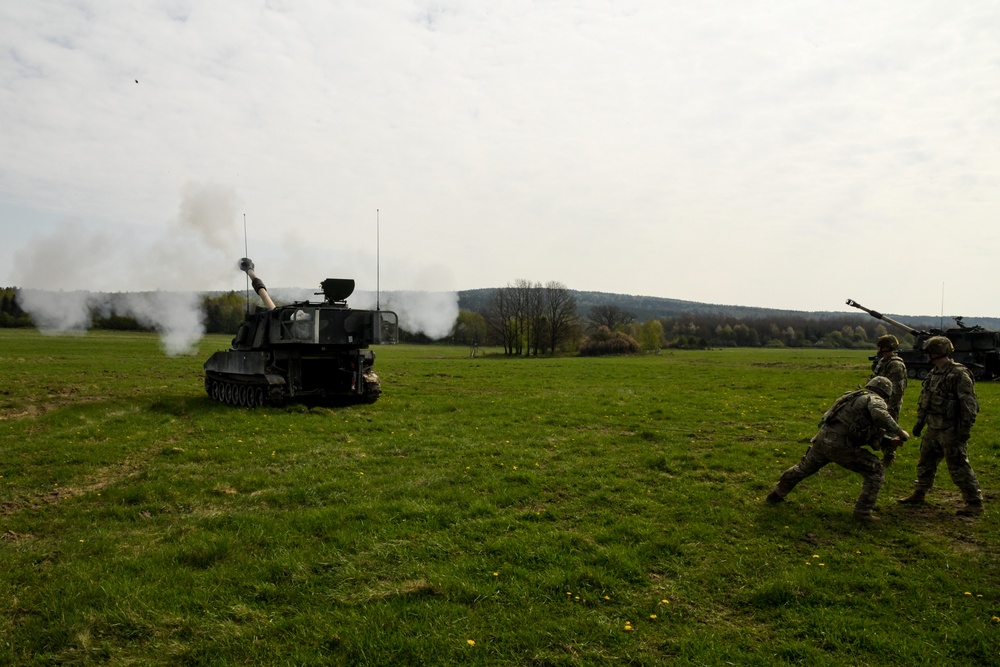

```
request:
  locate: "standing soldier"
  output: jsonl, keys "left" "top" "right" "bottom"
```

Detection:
{"left": 871, "top": 334, "right": 907, "bottom": 465}
{"left": 766, "top": 377, "right": 909, "bottom": 522}
{"left": 898, "top": 336, "right": 984, "bottom": 516}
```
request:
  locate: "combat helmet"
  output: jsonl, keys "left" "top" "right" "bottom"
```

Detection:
{"left": 922, "top": 335, "right": 954, "bottom": 356}
{"left": 876, "top": 334, "right": 899, "bottom": 350}
{"left": 865, "top": 376, "right": 893, "bottom": 400}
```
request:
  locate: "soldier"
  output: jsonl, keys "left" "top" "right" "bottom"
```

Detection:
{"left": 898, "top": 336, "right": 984, "bottom": 516}
{"left": 871, "top": 334, "right": 907, "bottom": 465}
{"left": 766, "top": 377, "right": 909, "bottom": 522}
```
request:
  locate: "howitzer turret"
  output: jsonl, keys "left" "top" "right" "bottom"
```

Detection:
{"left": 204, "top": 259, "right": 399, "bottom": 407}
{"left": 847, "top": 299, "right": 1000, "bottom": 380}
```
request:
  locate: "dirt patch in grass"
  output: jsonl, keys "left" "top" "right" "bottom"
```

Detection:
{"left": 0, "top": 455, "right": 150, "bottom": 518}
{"left": 0, "top": 404, "right": 46, "bottom": 421}
{"left": 0, "top": 395, "right": 106, "bottom": 421}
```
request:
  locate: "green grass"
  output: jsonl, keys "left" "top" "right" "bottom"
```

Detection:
{"left": 1, "top": 329, "right": 998, "bottom": 665}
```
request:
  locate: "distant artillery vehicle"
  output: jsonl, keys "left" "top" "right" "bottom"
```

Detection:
{"left": 847, "top": 299, "right": 1000, "bottom": 380}
{"left": 204, "top": 258, "right": 398, "bottom": 407}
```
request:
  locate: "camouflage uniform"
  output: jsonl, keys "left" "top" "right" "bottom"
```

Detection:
{"left": 908, "top": 360, "right": 983, "bottom": 508}
{"left": 871, "top": 352, "right": 907, "bottom": 464}
{"left": 768, "top": 388, "right": 906, "bottom": 517}
{"left": 871, "top": 353, "right": 907, "bottom": 421}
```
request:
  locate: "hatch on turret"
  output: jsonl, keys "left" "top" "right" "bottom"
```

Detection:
{"left": 320, "top": 278, "right": 355, "bottom": 304}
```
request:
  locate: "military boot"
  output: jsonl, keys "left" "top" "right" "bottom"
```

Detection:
{"left": 956, "top": 503, "right": 984, "bottom": 517}
{"left": 897, "top": 491, "right": 926, "bottom": 505}
{"left": 853, "top": 510, "right": 879, "bottom": 523}
{"left": 765, "top": 490, "right": 785, "bottom": 504}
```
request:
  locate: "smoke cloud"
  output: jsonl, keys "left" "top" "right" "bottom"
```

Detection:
{"left": 12, "top": 182, "right": 240, "bottom": 355}
{"left": 353, "top": 290, "right": 459, "bottom": 340}
{"left": 13, "top": 182, "right": 461, "bottom": 347}
{"left": 16, "top": 290, "right": 94, "bottom": 333}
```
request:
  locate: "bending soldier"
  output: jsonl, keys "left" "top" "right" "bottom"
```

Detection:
{"left": 766, "top": 377, "right": 909, "bottom": 522}
{"left": 898, "top": 336, "right": 984, "bottom": 516}
{"left": 871, "top": 334, "right": 907, "bottom": 465}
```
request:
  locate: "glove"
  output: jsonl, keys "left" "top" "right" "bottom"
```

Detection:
{"left": 913, "top": 421, "right": 924, "bottom": 437}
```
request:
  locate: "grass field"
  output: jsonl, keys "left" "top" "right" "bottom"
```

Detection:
{"left": 1, "top": 329, "right": 998, "bottom": 666}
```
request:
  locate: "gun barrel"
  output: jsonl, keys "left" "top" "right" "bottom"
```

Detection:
{"left": 846, "top": 299, "right": 920, "bottom": 335}
{"left": 239, "top": 258, "right": 276, "bottom": 310}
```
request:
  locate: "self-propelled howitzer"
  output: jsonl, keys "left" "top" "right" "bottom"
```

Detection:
{"left": 204, "top": 259, "right": 398, "bottom": 407}
{"left": 846, "top": 299, "right": 1000, "bottom": 380}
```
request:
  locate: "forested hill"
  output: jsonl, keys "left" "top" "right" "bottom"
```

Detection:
{"left": 458, "top": 287, "right": 1000, "bottom": 331}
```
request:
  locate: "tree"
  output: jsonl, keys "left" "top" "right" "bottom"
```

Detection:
{"left": 0, "top": 288, "right": 32, "bottom": 327}
{"left": 543, "top": 281, "right": 578, "bottom": 354}
{"left": 452, "top": 309, "right": 486, "bottom": 347}
{"left": 524, "top": 280, "right": 545, "bottom": 356}
{"left": 202, "top": 291, "right": 247, "bottom": 335}
{"left": 589, "top": 304, "right": 636, "bottom": 332}
{"left": 639, "top": 319, "right": 664, "bottom": 352}
{"left": 486, "top": 285, "right": 520, "bottom": 355}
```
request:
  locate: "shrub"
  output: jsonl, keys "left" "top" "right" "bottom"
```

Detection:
{"left": 579, "top": 326, "right": 640, "bottom": 356}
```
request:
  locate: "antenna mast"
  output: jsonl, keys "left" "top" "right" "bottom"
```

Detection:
{"left": 244, "top": 213, "right": 250, "bottom": 314}
{"left": 376, "top": 208, "right": 380, "bottom": 311}
{"left": 940, "top": 282, "right": 945, "bottom": 330}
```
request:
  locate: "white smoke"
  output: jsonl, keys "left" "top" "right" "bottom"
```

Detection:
{"left": 17, "top": 290, "right": 94, "bottom": 332}
{"left": 104, "top": 292, "right": 206, "bottom": 356}
{"left": 12, "top": 181, "right": 461, "bottom": 347}
{"left": 12, "top": 182, "right": 240, "bottom": 356}
{"left": 353, "top": 290, "right": 459, "bottom": 340}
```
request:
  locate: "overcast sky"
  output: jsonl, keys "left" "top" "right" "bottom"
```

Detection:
{"left": 2, "top": 1, "right": 998, "bottom": 317}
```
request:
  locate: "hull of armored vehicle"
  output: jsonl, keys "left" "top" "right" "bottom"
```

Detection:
{"left": 204, "top": 260, "right": 398, "bottom": 407}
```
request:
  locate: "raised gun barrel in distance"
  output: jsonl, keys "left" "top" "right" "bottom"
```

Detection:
{"left": 846, "top": 299, "right": 926, "bottom": 336}
{"left": 239, "top": 257, "right": 276, "bottom": 311}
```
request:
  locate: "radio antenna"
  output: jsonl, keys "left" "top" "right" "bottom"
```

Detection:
{"left": 940, "top": 282, "right": 945, "bottom": 329}
{"left": 244, "top": 214, "right": 251, "bottom": 314}
{"left": 376, "top": 208, "right": 380, "bottom": 311}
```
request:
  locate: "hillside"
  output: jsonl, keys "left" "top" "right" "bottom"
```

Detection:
{"left": 458, "top": 288, "right": 1000, "bottom": 331}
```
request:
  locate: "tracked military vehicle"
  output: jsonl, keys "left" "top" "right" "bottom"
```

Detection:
{"left": 847, "top": 299, "right": 1000, "bottom": 380}
{"left": 204, "top": 258, "right": 398, "bottom": 407}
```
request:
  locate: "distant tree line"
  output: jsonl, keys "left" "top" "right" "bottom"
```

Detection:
{"left": 574, "top": 310, "right": 898, "bottom": 352}
{"left": 653, "top": 312, "right": 898, "bottom": 350}
{"left": 447, "top": 285, "right": 908, "bottom": 355}
{"left": 0, "top": 288, "right": 251, "bottom": 335}
{"left": 1, "top": 285, "right": 917, "bottom": 354}
{"left": 0, "top": 288, "right": 31, "bottom": 327}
